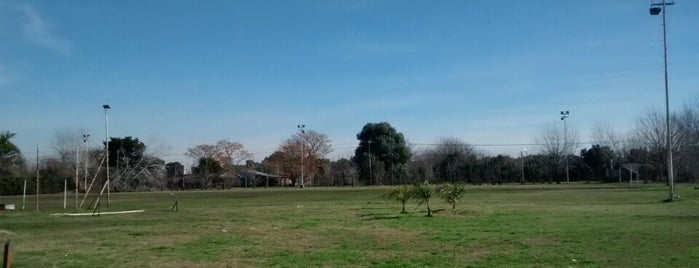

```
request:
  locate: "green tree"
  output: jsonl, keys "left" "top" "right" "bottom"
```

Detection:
{"left": 107, "top": 136, "right": 146, "bottom": 168}
{"left": 354, "top": 122, "right": 411, "bottom": 185}
{"left": 580, "top": 145, "right": 615, "bottom": 180}
{"left": 436, "top": 183, "right": 466, "bottom": 210}
{"left": 196, "top": 157, "right": 223, "bottom": 174}
{"left": 0, "top": 131, "right": 25, "bottom": 176}
{"left": 385, "top": 185, "right": 412, "bottom": 213}
{"left": 411, "top": 183, "right": 434, "bottom": 217}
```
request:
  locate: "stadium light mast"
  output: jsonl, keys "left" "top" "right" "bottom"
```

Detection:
{"left": 103, "top": 104, "right": 111, "bottom": 207}
{"left": 82, "top": 134, "right": 90, "bottom": 200}
{"left": 297, "top": 124, "right": 305, "bottom": 188}
{"left": 649, "top": 0, "right": 677, "bottom": 202}
{"left": 560, "top": 111, "right": 570, "bottom": 184}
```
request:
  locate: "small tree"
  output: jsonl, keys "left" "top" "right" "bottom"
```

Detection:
{"left": 436, "top": 183, "right": 466, "bottom": 210}
{"left": 385, "top": 185, "right": 412, "bottom": 213}
{"left": 411, "top": 183, "right": 434, "bottom": 217}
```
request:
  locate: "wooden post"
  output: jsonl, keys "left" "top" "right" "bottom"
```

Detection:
{"left": 3, "top": 240, "right": 12, "bottom": 268}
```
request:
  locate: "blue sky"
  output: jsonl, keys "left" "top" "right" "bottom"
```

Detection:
{"left": 1, "top": 0, "right": 697, "bottom": 166}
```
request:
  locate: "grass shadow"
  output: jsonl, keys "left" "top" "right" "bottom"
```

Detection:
{"left": 358, "top": 212, "right": 404, "bottom": 221}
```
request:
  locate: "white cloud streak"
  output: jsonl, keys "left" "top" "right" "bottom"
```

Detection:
{"left": 17, "top": 3, "right": 72, "bottom": 55}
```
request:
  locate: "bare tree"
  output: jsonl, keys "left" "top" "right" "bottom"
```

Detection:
{"left": 184, "top": 144, "right": 218, "bottom": 187}
{"left": 292, "top": 130, "right": 333, "bottom": 184}
{"left": 629, "top": 109, "right": 684, "bottom": 180}
{"left": 261, "top": 130, "right": 332, "bottom": 186}
{"left": 215, "top": 139, "right": 253, "bottom": 170}
{"left": 677, "top": 96, "right": 699, "bottom": 181}
{"left": 536, "top": 124, "right": 578, "bottom": 182}
{"left": 410, "top": 148, "right": 438, "bottom": 184}
{"left": 433, "top": 137, "right": 479, "bottom": 183}
{"left": 591, "top": 123, "right": 629, "bottom": 157}
{"left": 52, "top": 128, "right": 86, "bottom": 172}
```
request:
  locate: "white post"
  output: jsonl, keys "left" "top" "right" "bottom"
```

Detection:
{"left": 22, "top": 179, "right": 26, "bottom": 210}
{"left": 564, "top": 117, "right": 569, "bottom": 183}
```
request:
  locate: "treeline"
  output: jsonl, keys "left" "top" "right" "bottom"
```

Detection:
{"left": 1, "top": 96, "right": 697, "bottom": 193}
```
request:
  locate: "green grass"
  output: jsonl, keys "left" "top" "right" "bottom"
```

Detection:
{"left": 1, "top": 184, "right": 699, "bottom": 267}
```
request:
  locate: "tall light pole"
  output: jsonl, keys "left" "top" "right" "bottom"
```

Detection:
{"left": 82, "top": 134, "right": 90, "bottom": 199}
{"left": 80, "top": 134, "right": 90, "bottom": 210}
{"left": 297, "top": 124, "right": 305, "bottom": 188}
{"left": 103, "top": 104, "right": 111, "bottom": 207}
{"left": 649, "top": 0, "right": 676, "bottom": 201}
{"left": 560, "top": 111, "right": 570, "bottom": 184}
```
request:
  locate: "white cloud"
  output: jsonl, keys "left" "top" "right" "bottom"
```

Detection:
{"left": 18, "top": 4, "right": 72, "bottom": 55}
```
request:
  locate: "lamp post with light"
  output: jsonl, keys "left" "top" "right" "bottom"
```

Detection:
{"left": 297, "top": 124, "right": 305, "bottom": 188}
{"left": 560, "top": 111, "right": 570, "bottom": 184}
{"left": 103, "top": 104, "right": 111, "bottom": 207}
{"left": 649, "top": 0, "right": 676, "bottom": 201}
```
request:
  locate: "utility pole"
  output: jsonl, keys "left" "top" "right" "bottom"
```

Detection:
{"left": 560, "top": 111, "right": 570, "bottom": 183}
{"left": 103, "top": 104, "right": 111, "bottom": 207}
{"left": 649, "top": 0, "right": 676, "bottom": 201}
{"left": 297, "top": 125, "right": 305, "bottom": 188}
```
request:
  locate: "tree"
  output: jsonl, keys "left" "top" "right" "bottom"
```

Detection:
{"left": 431, "top": 137, "right": 479, "bottom": 184}
{"left": 0, "top": 131, "right": 26, "bottom": 195}
{"left": 630, "top": 110, "right": 683, "bottom": 181}
{"left": 536, "top": 124, "right": 578, "bottom": 182}
{"left": 0, "top": 131, "right": 24, "bottom": 176}
{"left": 385, "top": 185, "right": 412, "bottom": 213}
{"left": 411, "top": 183, "right": 434, "bottom": 217}
{"left": 262, "top": 130, "right": 332, "bottom": 186}
{"left": 165, "top": 162, "right": 184, "bottom": 177}
{"left": 262, "top": 147, "right": 299, "bottom": 185}
{"left": 436, "top": 183, "right": 466, "bottom": 210}
{"left": 591, "top": 123, "right": 628, "bottom": 158}
{"left": 330, "top": 158, "right": 357, "bottom": 186}
{"left": 354, "top": 122, "right": 411, "bottom": 185}
{"left": 108, "top": 137, "right": 146, "bottom": 168}
{"left": 676, "top": 96, "right": 699, "bottom": 181}
{"left": 195, "top": 157, "right": 223, "bottom": 174}
{"left": 580, "top": 145, "right": 615, "bottom": 180}
{"left": 214, "top": 139, "right": 253, "bottom": 171}
{"left": 410, "top": 148, "right": 438, "bottom": 184}
{"left": 103, "top": 136, "right": 165, "bottom": 191}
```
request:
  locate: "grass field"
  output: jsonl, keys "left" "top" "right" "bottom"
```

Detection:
{"left": 1, "top": 184, "right": 699, "bottom": 267}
